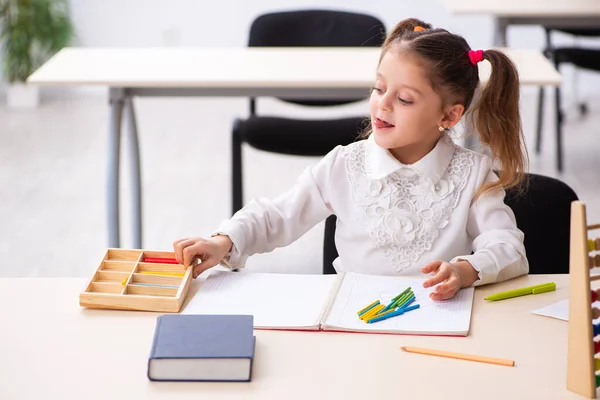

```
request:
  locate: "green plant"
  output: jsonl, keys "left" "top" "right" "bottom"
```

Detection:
{"left": 0, "top": 0, "right": 74, "bottom": 83}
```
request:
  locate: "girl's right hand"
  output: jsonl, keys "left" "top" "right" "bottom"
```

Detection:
{"left": 173, "top": 235, "right": 233, "bottom": 278}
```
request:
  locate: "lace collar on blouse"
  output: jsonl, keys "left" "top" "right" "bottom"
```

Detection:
{"left": 364, "top": 133, "right": 455, "bottom": 186}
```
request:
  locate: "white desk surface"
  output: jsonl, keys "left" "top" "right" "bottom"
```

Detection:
{"left": 0, "top": 274, "right": 593, "bottom": 399}
{"left": 27, "top": 47, "right": 561, "bottom": 88}
{"left": 441, "top": 0, "right": 600, "bottom": 17}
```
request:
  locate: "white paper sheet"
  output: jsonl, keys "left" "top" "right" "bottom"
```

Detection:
{"left": 181, "top": 270, "right": 339, "bottom": 329}
{"left": 531, "top": 299, "right": 570, "bottom": 321}
{"left": 323, "top": 272, "right": 475, "bottom": 336}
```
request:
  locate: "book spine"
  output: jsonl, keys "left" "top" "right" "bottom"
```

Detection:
{"left": 316, "top": 272, "right": 346, "bottom": 329}
{"left": 147, "top": 316, "right": 164, "bottom": 381}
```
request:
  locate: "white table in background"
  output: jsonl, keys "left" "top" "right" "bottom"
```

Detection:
{"left": 0, "top": 274, "right": 592, "bottom": 399}
{"left": 27, "top": 47, "right": 561, "bottom": 250}
{"left": 441, "top": 0, "right": 600, "bottom": 45}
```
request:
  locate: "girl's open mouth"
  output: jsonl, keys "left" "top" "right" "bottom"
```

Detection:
{"left": 374, "top": 118, "right": 395, "bottom": 129}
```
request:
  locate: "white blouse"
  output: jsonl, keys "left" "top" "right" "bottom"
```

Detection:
{"left": 214, "top": 133, "right": 529, "bottom": 286}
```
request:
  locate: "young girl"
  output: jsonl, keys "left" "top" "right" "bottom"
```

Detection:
{"left": 173, "top": 18, "right": 529, "bottom": 301}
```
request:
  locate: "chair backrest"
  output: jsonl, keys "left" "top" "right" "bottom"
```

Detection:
{"left": 247, "top": 9, "right": 386, "bottom": 108}
{"left": 322, "top": 173, "right": 578, "bottom": 275}
{"left": 547, "top": 27, "right": 600, "bottom": 38}
{"left": 323, "top": 214, "right": 338, "bottom": 275}
{"left": 249, "top": 9, "right": 386, "bottom": 47}
{"left": 504, "top": 173, "right": 578, "bottom": 274}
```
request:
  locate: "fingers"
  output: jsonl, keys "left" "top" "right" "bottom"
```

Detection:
{"left": 430, "top": 275, "right": 460, "bottom": 301}
{"left": 423, "top": 263, "right": 450, "bottom": 289}
{"left": 172, "top": 238, "right": 188, "bottom": 246}
{"left": 173, "top": 236, "right": 227, "bottom": 279}
{"left": 182, "top": 240, "right": 208, "bottom": 268}
{"left": 421, "top": 260, "right": 442, "bottom": 274}
{"left": 173, "top": 238, "right": 207, "bottom": 267}
{"left": 173, "top": 238, "right": 193, "bottom": 264}
{"left": 430, "top": 286, "right": 459, "bottom": 301}
{"left": 192, "top": 258, "right": 218, "bottom": 279}
{"left": 428, "top": 265, "right": 461, "bottom": 301}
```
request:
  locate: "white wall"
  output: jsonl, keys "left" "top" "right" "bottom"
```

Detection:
{"left": 0, "top": 0, "right": 588, "bottom": 99}
{"left": 0, "top": 0, "right": 597, "bottom": 96}
{"left": 66, "top": 0, "right": 483, "bottom": 48}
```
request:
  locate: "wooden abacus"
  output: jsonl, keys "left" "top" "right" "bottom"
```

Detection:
{"left": 79, "top": 248, "right": 193, "bottom": 313}
{"left": 567, "top": 201, "right": 600, "bottom": 398}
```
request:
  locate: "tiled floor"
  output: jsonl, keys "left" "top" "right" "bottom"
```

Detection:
{"left": 1, "top": 87, "right": 599, "bottom": 277}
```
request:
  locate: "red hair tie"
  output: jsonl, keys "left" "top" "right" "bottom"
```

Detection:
{"left": 468, "top": 49, "right": 484, "bottom": 65}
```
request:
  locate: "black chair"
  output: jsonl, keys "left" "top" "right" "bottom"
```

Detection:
{"left": 231, "top": 9, "right": 386, "bottom": 214}
{"left": 536, "top": 28, "right": 600, "bottom": 172}
{"left": 323, "top": 173, "right": 578, "bottom": 275}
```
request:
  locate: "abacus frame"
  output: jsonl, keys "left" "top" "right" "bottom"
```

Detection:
{"left": 567, "top": 201, "right": 599, "bottom": 398}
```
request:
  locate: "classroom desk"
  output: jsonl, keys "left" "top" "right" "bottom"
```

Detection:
{"left": 441, "top": 0, "right": 600, "bottom": 45}
{"left": 0, "top": 274, "right": 592, "bottom": 399}
{"left": 26, "top": 47, "right": 562, "bottom": 250}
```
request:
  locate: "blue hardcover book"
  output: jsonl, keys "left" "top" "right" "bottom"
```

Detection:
{"left": 147, "top": 314, "right": 255, "bottom": 382}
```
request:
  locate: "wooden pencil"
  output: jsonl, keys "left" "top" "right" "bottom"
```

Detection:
{"left": 400, "top": 346, "right": 514, "bottom": 367}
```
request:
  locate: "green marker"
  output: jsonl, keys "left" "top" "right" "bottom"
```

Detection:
{"left": 484, "top": 282, "right": 556, "bottom": 301}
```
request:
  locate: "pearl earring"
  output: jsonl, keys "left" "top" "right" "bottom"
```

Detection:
{"left": 438, "top": 126, "right": 445, "bottom": 132}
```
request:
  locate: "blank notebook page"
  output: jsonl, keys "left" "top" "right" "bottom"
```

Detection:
{"left": 181, "top": 270, "right": 339, "bottom": 329}
{"left": 323, "top": 272, "right": 474, "bottom": 335}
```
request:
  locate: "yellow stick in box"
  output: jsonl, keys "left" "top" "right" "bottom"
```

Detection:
{"left": 139, "top": 271, "right": 185, "bottom": 277}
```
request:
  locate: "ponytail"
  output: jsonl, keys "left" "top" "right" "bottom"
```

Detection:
{"left": 471, "top": 50, "right": 528, "bottom": 198}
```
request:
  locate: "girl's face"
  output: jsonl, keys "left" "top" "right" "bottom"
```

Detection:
{"left": 369, "top": 50, "right": 462, "bottom": 164}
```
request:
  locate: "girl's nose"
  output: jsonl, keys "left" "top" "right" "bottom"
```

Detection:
{"left": 378, "top": 94, "right": 393, "bottom": 112}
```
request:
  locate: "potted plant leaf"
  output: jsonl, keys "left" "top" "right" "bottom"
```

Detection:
{"left": 0, "top": 0, "right": 74, "bottom": 108}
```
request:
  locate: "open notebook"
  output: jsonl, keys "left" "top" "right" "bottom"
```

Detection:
{"left": 181, "top": 270, "right": 475, "bottom": 336}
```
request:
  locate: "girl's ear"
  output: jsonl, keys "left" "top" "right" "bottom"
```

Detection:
{"left": 440, "top": 103, "right": 464, "bottom": 129}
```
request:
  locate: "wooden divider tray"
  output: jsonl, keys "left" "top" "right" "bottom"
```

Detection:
{"left": 80, "top": 248, "right": 193, "bottom": 312}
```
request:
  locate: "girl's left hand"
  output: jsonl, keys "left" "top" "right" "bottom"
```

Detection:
{"left": 421, "top": 261, "right": 461, "bottom": 301}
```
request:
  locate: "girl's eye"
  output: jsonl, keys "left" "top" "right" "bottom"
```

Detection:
{"left": 398, "top": 97, "right": 413, "bottom": 105}
{"left": 371, "top": 86, "right": 384, "bottom": 94}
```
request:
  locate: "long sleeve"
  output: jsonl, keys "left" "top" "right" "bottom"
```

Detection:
{"left": 213, "top": 146, "right": 342, "bottom": 269}
{"left": 450, "top": 158, "right": 529, "bottom": 286}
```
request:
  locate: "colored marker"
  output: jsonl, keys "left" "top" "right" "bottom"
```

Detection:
{"left": 484, "top": 282, "right": 556, "bottom": 301}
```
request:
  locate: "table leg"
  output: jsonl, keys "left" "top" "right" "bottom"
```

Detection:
{"left": 125, "top": 95, "right": 142, "bottom": 249}
{"left": 108, "top": 88, "right": 125, "bottom": 248}
{"left": 493, "top": 17, "right": 508, "bottom": 46}
{"left": 555, "top": 85, "right": 563, "bottom": 172}
{"left": 535, "top": 86, "right": 544, "bottom": 154}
